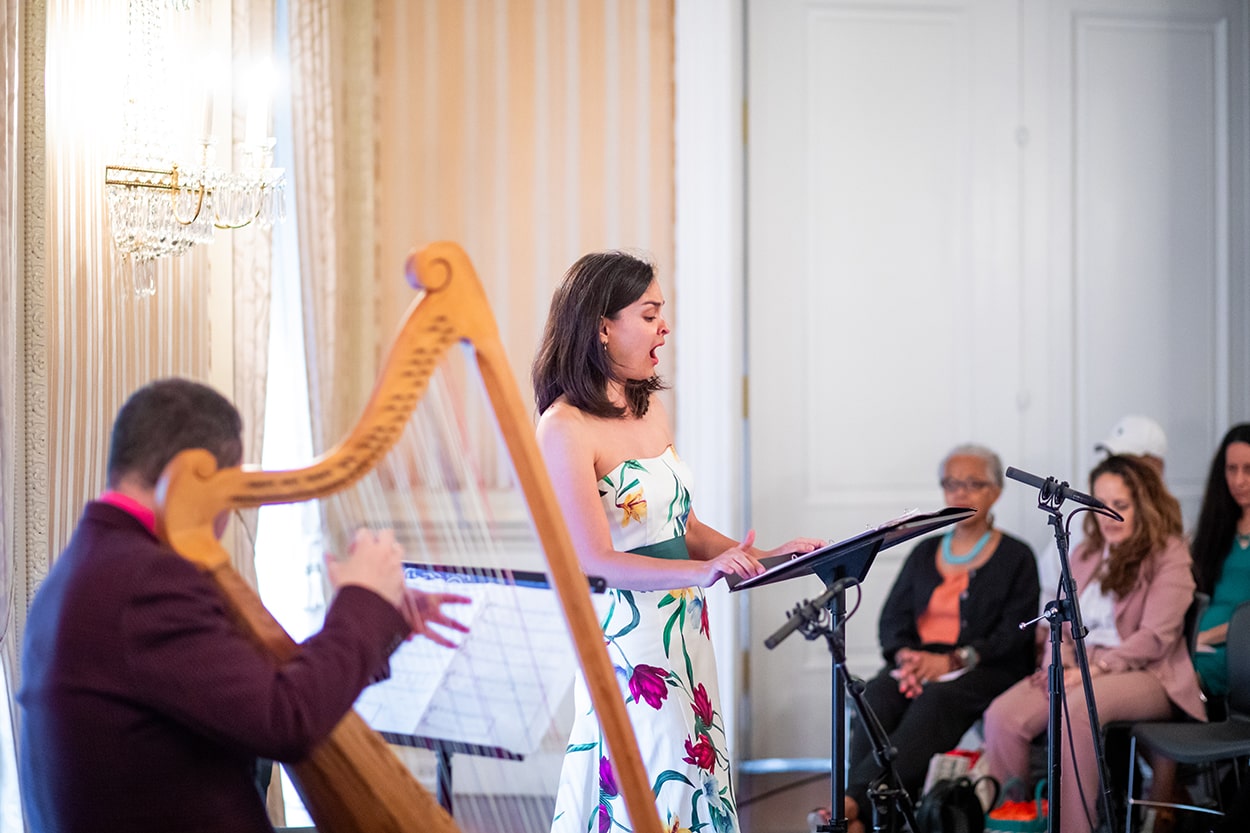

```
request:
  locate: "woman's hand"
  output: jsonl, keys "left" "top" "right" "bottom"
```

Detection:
{"left": 696, "top": 530, "right": 766, "bottom": 587}
{"left": 1063, "top": 664, "right": 1106, "bottom": 689}
{"left": 1198, "top": 623, "right": 1228, "bottom": 647}
{"left": 763, "top": 538, "right": 827, "bottom": 559}
{"left": 893, "top": 648, "right": 954, "bottom": 698}
{"left": 1028, "top": 664, "right": 1102, "bottom": 690}
{"left": 400, "top": 589, "right": 472, "bottom": 647}
{"left": 896, "top": 668, "right": 924, "bottom": 698}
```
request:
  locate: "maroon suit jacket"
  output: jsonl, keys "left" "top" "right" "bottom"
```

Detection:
{"left": 19, "top": 502, "right": 410, "bottom": 832}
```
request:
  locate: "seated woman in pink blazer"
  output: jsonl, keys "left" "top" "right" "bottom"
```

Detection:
{"left": 982, "top": 454, "right": 1204, "bottom": 833}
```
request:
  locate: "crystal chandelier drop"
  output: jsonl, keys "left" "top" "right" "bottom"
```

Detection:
{"left": 105, "top": 0, "right": 285, "bottom": 296}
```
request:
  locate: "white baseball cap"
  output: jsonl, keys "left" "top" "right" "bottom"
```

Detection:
{"left": 1095, "top": 415, "right": 1168, "bottom": 459}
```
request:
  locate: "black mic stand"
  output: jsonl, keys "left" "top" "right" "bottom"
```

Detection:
{"left": 740, "top": 508, "right": 972, "bottom": 833}
{"left": 1015, "top": 476, "right": 1119, "bottom": 833}
{"left": 767, "top": 582, "right": 921, "bottom": 833}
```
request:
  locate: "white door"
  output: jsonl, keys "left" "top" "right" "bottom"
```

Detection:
{"left": 743, "top": 0, "right": 1246, "bottom": 763}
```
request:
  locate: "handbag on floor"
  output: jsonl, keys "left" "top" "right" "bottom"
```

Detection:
{"left": 916, "top": 774, "right": 1000, "bottom": 833}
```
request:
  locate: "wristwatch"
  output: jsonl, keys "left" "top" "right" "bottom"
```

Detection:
{"left": 954, "top": 645, "right": 980, "bottom": 670}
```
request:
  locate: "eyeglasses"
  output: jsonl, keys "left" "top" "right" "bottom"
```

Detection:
{"left": 941, "top": 478, "right": 993, "bottom": 494}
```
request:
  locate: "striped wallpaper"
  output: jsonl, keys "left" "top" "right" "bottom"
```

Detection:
{"left": 376, "top": 0, "right": 676, "bottom": 410}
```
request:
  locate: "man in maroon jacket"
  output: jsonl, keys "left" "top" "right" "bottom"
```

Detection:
{"left": 18, "top": 378, "right": 467, "bottom": 832}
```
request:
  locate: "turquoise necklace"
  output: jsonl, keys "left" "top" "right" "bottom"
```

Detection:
{"left": 941, "top": 528, "right": 992, "bottom": 565}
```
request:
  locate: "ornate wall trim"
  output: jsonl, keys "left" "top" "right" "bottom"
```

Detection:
{"left": 21, "top": 0, "right": 48, "bottom": 655}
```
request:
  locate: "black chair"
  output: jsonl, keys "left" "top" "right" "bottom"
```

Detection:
{"left": 1188, "top": 592, "right": 1231, "bottom": 724}
{"left": 1123, "top": 600, "right": 1250, "bottom": 832}
{"left": 1102, "top": 592, "right": 1210, "bottom": 826}
{"left": 1187, "top": 592, "right": 1212, "bottom": 657}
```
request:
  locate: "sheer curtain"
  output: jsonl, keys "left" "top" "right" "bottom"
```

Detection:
{"left": 256, "top": 0, "right": 381, "bottom": 705}
{"left": 255, "top": 0, "right": 322, "bottom": 646}
{"left": 253, "top": 162, "right": 321, "bottom": 825}
{"left": 253, "top": 0, "right": 381, "bottom": 696}
{"left": 252, "top": 0, "right": 378, "bottom": 822}
{"left": 36, "top": 0, "right": 275, "bottom": 584}
{"left": 37, "top": 0, "right": 278, "bottom": 581}
{"left": 226, "top": 0, "right": 278, "bottom": 590}
{"left": 289, "top": 0, "right": 380, "bottom": 451}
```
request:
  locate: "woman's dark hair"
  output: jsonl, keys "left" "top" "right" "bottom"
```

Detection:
{"left": 1081, "top": 454, "right": 1183, "bottom": 597}
{"left": 532, "top": 251, "right": 667, "bottom": 418}
{"left": 107, "top": 378, "right": 243, "bottom": 489}
{"left": 1191, "top": 423, "right": 1250, "bottom": 595}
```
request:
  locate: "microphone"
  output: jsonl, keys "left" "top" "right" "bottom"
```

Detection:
{"left": 1005, "top": 466, "right": 1123, "bottom": 521}
{"left": 764, "top": 578, "right": 855, "bottom": 650}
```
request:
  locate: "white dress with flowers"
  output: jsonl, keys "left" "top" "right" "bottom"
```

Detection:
{"left": 550, "top": 446, "right": 739, "bottom": 833}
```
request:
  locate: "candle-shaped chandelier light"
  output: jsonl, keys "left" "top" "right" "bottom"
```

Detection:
{"left": 105, "top": 0, "right": 285, "bottom": 296}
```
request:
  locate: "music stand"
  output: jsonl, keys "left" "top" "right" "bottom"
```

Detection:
{"left": 357, "top": 564, "right": 606, "bottom": 815}
{"left": 730, "top": 507, "right": 974, "bottom": 833}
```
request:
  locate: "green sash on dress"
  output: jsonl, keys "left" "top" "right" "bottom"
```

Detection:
{"left": 629, "top": 536, "right": 689, "bottom": 561}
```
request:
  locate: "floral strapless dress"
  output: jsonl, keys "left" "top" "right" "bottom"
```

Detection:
{"left": 550, "top": 446, "right": 738, "bottom": 833}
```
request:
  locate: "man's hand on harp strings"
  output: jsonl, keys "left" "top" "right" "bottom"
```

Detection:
{"left": 400, "top": 588, "right": 471, "bottom": 648}
{"left": 324, "top": 528, "right": 471, "bottom": 647}
{"left": 324, "top": 528, "right": 408, "bottom": 607}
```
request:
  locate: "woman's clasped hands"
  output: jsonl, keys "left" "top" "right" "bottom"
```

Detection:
{"left": 893, "top": 647, "right": 955, "bottom": 698}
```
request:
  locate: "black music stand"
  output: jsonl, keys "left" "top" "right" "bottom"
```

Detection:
{"left": 730, "top": 507, "right": 974, "bottom": 833}
{"left": 359, "top": 564, "right": 607, "bottom": 815}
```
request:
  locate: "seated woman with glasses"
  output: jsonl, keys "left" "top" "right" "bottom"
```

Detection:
{"left": 982, "top": 455, "right": 1204, "bottom": 833}
{"left": 842, "top": 444, "right": 1039, "bottom": 829}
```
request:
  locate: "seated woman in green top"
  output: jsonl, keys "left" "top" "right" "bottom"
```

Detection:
{"left": 1191, "top": 422, "right": 1250, "bottom": 695}
{"left": 1147, "top": 423, "right": 1250, "bottom": 829}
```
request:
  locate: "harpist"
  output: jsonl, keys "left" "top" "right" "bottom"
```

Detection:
{"left": 18, "top": 378, "right": 466, "bottom": 833}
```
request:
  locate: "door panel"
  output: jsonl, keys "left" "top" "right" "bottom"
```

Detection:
{"left": 746, "top": 0, "right": 1020, "bottom": 760}
{"left": 744, "top": 0, "right": 1244, "bottom": 762}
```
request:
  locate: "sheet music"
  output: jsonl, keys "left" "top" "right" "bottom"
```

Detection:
{"left": 354, "top": 568, "right": 577, "bottom": 756}
{"left": 874, "top": 507, "right": 922, "bottom": 529}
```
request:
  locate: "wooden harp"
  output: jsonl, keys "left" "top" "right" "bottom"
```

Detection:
{"left": 156, "top": 242, "right": 664, "bottom": 833}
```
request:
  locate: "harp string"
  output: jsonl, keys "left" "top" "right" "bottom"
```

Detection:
{"left": 308, "top": 342, "right": 572, "bottom": 831}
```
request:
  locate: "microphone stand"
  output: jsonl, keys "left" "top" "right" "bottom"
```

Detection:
{"left": 1014, "top": 474, "right": 1119, "bottom": 833}
{"left": 768, "top": 582, "right": 921, "bottom": 833}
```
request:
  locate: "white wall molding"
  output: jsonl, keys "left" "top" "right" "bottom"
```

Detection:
{"left": 673, "top": 0, "right": 747, "bottom": 760}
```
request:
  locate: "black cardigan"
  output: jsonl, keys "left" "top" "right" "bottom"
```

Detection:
{"left": 877, "top": 531, "right": 1039, "bottom": 679}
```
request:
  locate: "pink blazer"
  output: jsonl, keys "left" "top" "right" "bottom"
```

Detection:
{"left": 1047, "top": 534, "right": 1205, "bottom": 722}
